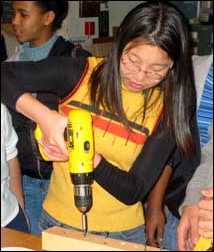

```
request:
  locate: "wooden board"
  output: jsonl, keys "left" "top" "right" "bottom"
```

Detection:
{"left": 1, "top": 228, "right": 42, "bottom": 251}
{"left": 42, "top": 226, "right": 164, "bottom": 251}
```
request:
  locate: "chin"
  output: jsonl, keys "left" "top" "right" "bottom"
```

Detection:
{"left": 16, "top": 37, "right": 24, "bottom": 43}
{"left": 126, "top": 86, "right": 143, "bottom": 93}
{"left": 17, "top": 35, "right": 30, "bottom": 44}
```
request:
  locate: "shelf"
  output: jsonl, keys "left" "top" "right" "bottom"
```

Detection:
{"left": 93, "top": 37, "right": 114, "bottom": 44}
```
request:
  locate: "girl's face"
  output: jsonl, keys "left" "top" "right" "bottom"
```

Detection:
{"left": 120, "top": 42, "right": 173, "bottom": 92}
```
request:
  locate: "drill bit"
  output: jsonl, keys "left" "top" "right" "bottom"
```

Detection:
{"left": 82, "top": 213, "right": 88, "bottom": 237}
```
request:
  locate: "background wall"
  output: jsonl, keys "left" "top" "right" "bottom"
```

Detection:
{"left": 60, "top": 1, "right": 142, "bottom": 39}
{"left": 58, "top": 1, "right": 212, "bottom": 55}
{"left": 2, "top": 1, "right": 212, "bottom": 55}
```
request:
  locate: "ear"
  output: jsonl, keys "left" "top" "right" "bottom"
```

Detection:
{"left": 43, "top": 10, "right": 55, "bottom": 27}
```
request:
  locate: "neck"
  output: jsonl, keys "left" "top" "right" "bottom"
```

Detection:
{"left": 29, "top": 31, "right": 55, "bottom": 48}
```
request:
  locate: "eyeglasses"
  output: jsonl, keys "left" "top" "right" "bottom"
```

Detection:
{"left": 121, "top": 53, "right": 172, "bottom": 81}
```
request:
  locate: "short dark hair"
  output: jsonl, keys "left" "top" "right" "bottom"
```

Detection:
{"left": 91, "top": 1, "right": 196, "bottom": 156}
{"left": 35, "top": 1, "right": 69, "bottom": 31}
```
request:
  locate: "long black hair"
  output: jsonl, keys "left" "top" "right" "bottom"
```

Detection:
{"left": 34, "top": 1, "right": 69, "bottom": 31}
{"left": 91, "top": 1, "right": 196, "bottom": 156}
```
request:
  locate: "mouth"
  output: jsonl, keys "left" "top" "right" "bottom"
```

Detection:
{"left": 126, "top": 81, "right": 144, "bottom": 91}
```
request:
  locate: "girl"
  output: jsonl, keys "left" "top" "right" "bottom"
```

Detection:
{"left": 1, "top": 1, "right": 200, "bottom": 248}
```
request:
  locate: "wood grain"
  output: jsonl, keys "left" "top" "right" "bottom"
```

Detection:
{"left": 1, "top": 228, "right": 42, "bottom": 251}
{"left": 42, "top": 226, "right": 163, "bottom": 251}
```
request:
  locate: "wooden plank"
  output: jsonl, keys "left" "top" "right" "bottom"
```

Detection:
{"left": 42, "top": 226, "right": 164, "bottom": 251}
{"left": 1, "top": 228, "right": 42, "bottom": 251}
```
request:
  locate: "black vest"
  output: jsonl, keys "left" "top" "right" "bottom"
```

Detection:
{"left": 10, "top": 36, "right": 91, "bottom": 179}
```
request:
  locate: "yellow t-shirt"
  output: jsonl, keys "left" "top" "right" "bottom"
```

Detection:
{"left": 43, "top": 57, "right": 163, "bottom": 232}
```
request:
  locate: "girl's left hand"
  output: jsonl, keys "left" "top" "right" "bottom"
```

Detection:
{"left": 94, "top": 153, "right": 102, "bottom": 168}
{"left": 145, "top": 208, "right": 165, "bottom": 247}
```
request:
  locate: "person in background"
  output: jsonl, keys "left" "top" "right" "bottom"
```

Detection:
{"left": 8, "top": 0, "right": 90, "bottom": 234}
{"left": 177, "top": 55, "right": 213, "bottom": 251}
{"left": 1, "top": 103, "right": 29, "bottom": 233}
{"left": 1, "top": 2, "right": 200, "bottom": 246}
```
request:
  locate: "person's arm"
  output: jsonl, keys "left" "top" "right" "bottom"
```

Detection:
{"left": 1, "top": 55, "right": 183, "bottom": 205}
{"left": 3, "top": 90, "right": 199, "bottom": 207}
{"left": 181, "top": 128, "right": 213, "bottom": 209}
{"left": 2, "top": 104, "right": 24, "bottom": 208}
{"left": 16, "top": 93, "right": 69, "bottom": 160}
{"left": 9, "top": 157, "right": 24, "bottom": 209}
{"left": 177, "top": 123, "right": 212, "bottom": 251}
{"left": 145, "top": 164, "right": 173, "bottom": 247}
{"left": 43, "top": 113, "right": 179, "bottom": 204}
{"left": 94, "top": 120, "right": 178, "bottom": 204}
{"left": 1, "top": 56, "right": 87, "bottom": 110}
{"left": 146, "top": 120, "right": 199, "bottom": 246}
{"left": 8, "top": 93, "right": 199, "bottom": 207}
{"left": 164, "top": 113, "right": 201, "bottom": 217}
{"left": 6, "top": 93, "right": 179, "bottom": 205}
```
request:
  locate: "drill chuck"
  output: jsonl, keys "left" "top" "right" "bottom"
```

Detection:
{"left": 71, "top": 173, "right": 93, "bottom": 213}
{"left": 73, "top": 185, "right": 92, "bottom": 213}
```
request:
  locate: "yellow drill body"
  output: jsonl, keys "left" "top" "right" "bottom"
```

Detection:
{"left": 67, "top": 109, "right": 94, "bottom": 175}
{"left": 35, "top": 109, "right": 94, "bottom": 235}
{"left": 67, "top": 109, "right": 94, "bottom": 236}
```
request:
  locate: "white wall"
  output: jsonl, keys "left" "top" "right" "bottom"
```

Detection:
{"left": 108, "top": 1, "right": 142, "bottom": 35}
{"left": 59, "top": 1, "right": 142, "bottom": 39}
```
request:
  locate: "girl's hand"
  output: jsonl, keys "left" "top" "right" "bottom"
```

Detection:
{"left": 198, "top": 188, "right": 213, "bottom": 239}
{"left": 94, "top": 153, "right": 102, "bottom": 168}
{"left": 145, "top": 208, "right": 165, "bottom": 247}
{"left": 37, "top": 110, "right": 69, "bottom": 161}
{"left": 16, "top": 94, "right": 68, "bottom": 161}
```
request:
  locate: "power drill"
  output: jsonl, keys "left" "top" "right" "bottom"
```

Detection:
{"left": 67, "top": 109, "right": 94, "bottom": 236}
{"left": 34, "top": 109, "right": 94, "bottom": 236}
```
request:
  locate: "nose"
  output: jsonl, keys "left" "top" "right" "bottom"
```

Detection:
{"left": 135, "top": 67, "right": 147, "bottom": 81}
{"left": 11, "top": 13, "right": 20, "bottom": 26}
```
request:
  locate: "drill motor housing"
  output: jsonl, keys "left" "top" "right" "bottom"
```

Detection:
{"left": 67, "top": 109, "right": 94, "bottom": 214}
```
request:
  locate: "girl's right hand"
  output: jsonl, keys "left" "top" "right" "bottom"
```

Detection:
{"left": 37, "top": 110, "right": 69, "bottom": 161}
{"left": 16, "top": 93, "right": 68, "bottom": 161}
